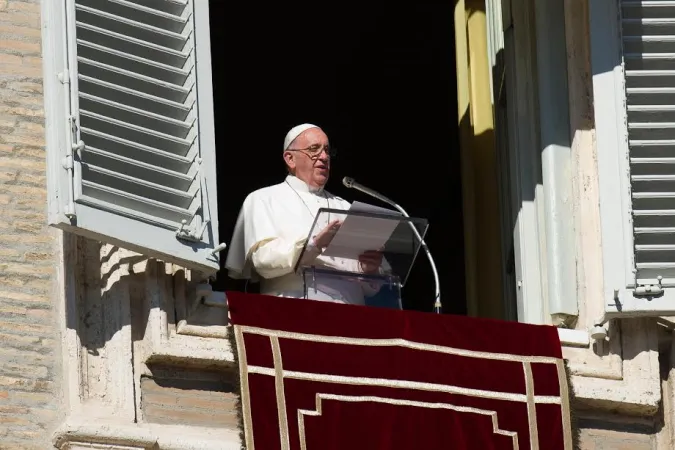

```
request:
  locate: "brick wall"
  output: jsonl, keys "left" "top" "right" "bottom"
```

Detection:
{"left": 578, "top": 429, "right": 653, "bottom": 450}
{"left": 0, "top": 1, "right": 61, "bottom": 449}
{"left": 141, "top": 365, "right": 239, "bottom": 430}
{"left": 576, "top": 414, "right": 657, "bottom": 450}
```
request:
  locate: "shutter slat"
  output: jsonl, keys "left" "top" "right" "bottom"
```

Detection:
{"left": 625, "top": 70, "right": 675, "bottom": 89}
{"left": 630, "top": 122, "right": 675, "bottom": 127}
{"left": 636, "top": 244, "right": 675, "bottom": 250}
{"left": 80, "top": 181, "right": 194, "bottom": 225}
{"left": 76, "top": 39, "right": 191, "bottom": 85}
{"left": 626, "top": 53, "right": 675, "bottom": 59}
{"left": 628, "top": 104, "right": 675, "bottom": 109}
{"left": 79, "top": 109, "right": 193, "bottom": 156}
{"left": 635, "top": 227, "right": 675, "bottom": 246}
{"left": 630, "top": 139, "right": 675, "bottom": 145}
{"left": 80, "top": 127, "right": 192, "bottom": 173}
{"left": 622, "top": 0, "right": 675, "bottom": 281}
{"left": 76, "top": 4, "right": 188, "bottom": 49}
{"left": 632, "top": 157, "right": 675, "bottom": 162}
{"left": 623, "top": 19, "right": 675, "bottom": 24}
{"left": 79, "top": 92, "right": 194, "bottom": 138}
{"left": 78, "top": 75, "right": 192, "bottom": 121}
{"left": 76, "top": 21, "right": 190, "bottom": 67}
{"left": 84, "top": 0, "right": 188, "bottom": 22}
{"left": 628, "top": 92, "right": 675, "bottom": 97}
{"left": 624, "top": 2, "right": 675, "bottom": 7}
{"left": 83, "top": 146, "right": 195, "bottom": 191}
{"left": 82, "top": 164, "right": 196, "bottom": 208}
{"left": 78, "top": 0, "right": 189, "bottom": 32}
{"left": 126, "top": 0, "right": 189, "bottom": 17}
{"left": 625, "top": 36, "right": 675, "bottom": 41}
{"left": 629, "top": 110, "right": 675, "bottom": 123}
{"left": 633, "top": 175, "right": 675, "bottom": 180}
{"left": 78, "top": 58, "right": 192, "bottom": 103}
{"left": 637, "top": 262, "right": 675, "bottom": 268}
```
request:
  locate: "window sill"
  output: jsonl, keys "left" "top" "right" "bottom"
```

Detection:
{"left": 558, "top": 328, "right": 590, "bottom": 347}
{"left": 53, "top": 415, "right": 241, "bottom": 450}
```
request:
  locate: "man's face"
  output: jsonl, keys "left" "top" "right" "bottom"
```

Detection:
{"left": 284, "top": 127, "right": 331, "bottom": 189}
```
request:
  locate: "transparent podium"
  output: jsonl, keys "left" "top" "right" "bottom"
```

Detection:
{"left": 293, "top": 207, "right": 428, "bottom": 309}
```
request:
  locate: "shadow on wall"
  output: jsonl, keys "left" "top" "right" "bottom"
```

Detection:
{"left": 62, "top": 235, "right": 236, "bottom": 427}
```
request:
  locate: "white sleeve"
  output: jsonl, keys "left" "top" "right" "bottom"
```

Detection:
{"left": 245, "top": 196, "right": 320, "bottom": 279}
{"left": 251, "top": 237, "right": 323, "bottom": 279}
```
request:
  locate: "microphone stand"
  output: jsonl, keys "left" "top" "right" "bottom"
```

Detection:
{"left": 343, "top": 178, "right": 442, "bottom": 314}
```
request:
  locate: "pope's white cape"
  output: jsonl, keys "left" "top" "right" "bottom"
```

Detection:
{"left": 225, "top": 175, "right": 375, "bottom": 304}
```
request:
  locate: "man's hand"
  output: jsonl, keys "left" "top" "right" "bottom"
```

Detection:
{"left": 312, "top": 219, "right": 342, "bottom": 249}
{"left": 358, "top": 250, "right": 383, "bottom": 274}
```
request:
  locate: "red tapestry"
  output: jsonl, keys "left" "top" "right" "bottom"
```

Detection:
{"left": 227, "top": 292, "right": 573, "bottom": 450}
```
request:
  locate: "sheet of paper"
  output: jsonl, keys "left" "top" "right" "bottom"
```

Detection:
{"left": 320, "top": 201, "right": 402, "bottom": 260}
{"left": 348, "top": 201, "right": 401, "bottom": 217}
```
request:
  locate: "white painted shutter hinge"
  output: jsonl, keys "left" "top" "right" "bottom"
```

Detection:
{"left": 176, "top": 157, "right": 208, "bottom": 242}
{"left": 175, "top": 216, "right": 209, "bottom": 242}
{"left": 62, "top": 114, "right": 84, "bottom": 219}
{"left": 58, "top": 69, "right": 70, "bottom": 84}
{"left": 60, "top": 65, "right": 80, "bottom": 219}
{"left": 174, "top": 157, "right": 227, "bottom": 258}
{"left": 175, "top": 214, "right": 227, "bottom": 256}
{"left": 61, "top": 155, "right": 73, "bottom": 170}
{"left": 633, "top": 271, "right": 664, "bottom": 297}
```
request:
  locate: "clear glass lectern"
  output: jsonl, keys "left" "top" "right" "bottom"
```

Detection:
{"left": 293, "top": 207, "right": 429, "bottom": 309}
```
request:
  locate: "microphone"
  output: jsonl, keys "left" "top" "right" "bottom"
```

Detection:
{"left": 342, "top": 177, "right": 442, "bottom": 314}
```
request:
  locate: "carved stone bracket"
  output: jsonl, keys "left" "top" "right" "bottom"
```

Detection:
{"left": 563, "top": 319, "right": 661, "bottom": 415}
{"left": 53, "top": 232, "right": 240, "bottom": 448}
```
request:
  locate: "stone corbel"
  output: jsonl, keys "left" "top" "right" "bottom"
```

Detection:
{"left": 136, "top": 261, "right": 234, "bottom": 369}
{"left": 173, "top": 282, "right": 228, "bottom": 339}
{"left": 563, "top": 319, "right": 661, "bottom": 415}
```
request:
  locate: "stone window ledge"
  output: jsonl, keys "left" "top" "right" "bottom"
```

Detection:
{"left": 53, "top": 416, "right": 241, "bottom": 450}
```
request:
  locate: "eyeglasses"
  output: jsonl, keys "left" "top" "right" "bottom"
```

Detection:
{"left": 288, "top": 144, "right": 337, "bottom": 159}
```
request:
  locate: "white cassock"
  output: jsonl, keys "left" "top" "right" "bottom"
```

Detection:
{"left": 225, "top": 174, "right": 377, "bottom": 305}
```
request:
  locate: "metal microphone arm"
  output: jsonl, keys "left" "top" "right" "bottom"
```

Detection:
{"left": 342, "top": 177, "right": 442, "bottom": 313}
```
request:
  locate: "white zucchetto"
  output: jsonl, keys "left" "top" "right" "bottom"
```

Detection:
{"left": 283, "top": 123, "right": 319, "bottom": 151}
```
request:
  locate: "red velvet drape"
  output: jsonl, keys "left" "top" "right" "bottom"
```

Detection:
{"left": 228, "top": 292, "right": 572, "bottom": 450}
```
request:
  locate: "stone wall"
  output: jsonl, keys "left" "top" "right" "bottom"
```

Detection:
{"left": 0, "top": 1, "right": 62, "bottom": 448}
{"left": 575, "top": 411, "right": 661, "bottom": 450}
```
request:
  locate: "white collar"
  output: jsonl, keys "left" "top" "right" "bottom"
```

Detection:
{"left": 285, "top": 174, "right": 325, "bottom": 194}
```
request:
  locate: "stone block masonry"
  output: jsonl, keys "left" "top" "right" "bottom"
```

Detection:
{"left": 0, "top": 1, "right": 62, "bottom": 449}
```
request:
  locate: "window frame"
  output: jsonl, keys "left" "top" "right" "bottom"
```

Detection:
{"left": 494, "top": 0, "right": 548, "bottom": 324}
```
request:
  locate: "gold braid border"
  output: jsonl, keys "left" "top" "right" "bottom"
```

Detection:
{"left": 229, "top": 325, "right": 579, "bottom": 450}
{"left": 226, "top": 326, "right": 247, "bottom": 450}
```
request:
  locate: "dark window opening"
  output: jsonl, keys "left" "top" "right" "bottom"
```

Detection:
{"left": 209, "top": 2, "right": 466, "bottom": 314}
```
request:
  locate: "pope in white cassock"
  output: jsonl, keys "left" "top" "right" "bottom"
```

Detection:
{"left": 225, "top": 124, "right": 384, "bottom": 305}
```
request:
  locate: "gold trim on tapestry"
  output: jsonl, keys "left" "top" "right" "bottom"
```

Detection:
{"left": 271, "top": 336, "right": 291, "bottom": 450}
{"left": 234, "top": 325, "right": 255, "bottom": 450}
{"left": 247, "top": 365, "right": 562, "bottom": 405}
{"left": 523, "top": 362, "right": 539, "bottom": 450}
{"left": 238, "top": 325, "right": 561, "bottom": 364}
{"left": 556, "top": 360, "right": 574, "bottom": 450}
{"left": 297, "top": 394, "right": 519, "bottom": 450}
{"left": 234, "top": 324, "right": 573, "bottom": 450}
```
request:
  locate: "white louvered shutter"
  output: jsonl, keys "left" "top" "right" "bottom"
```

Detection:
{"left": 596, "top": 0, "right": 675, "bottom": 317}
{"left": 45, "top": 0, "right": 222, "bottom": 274}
